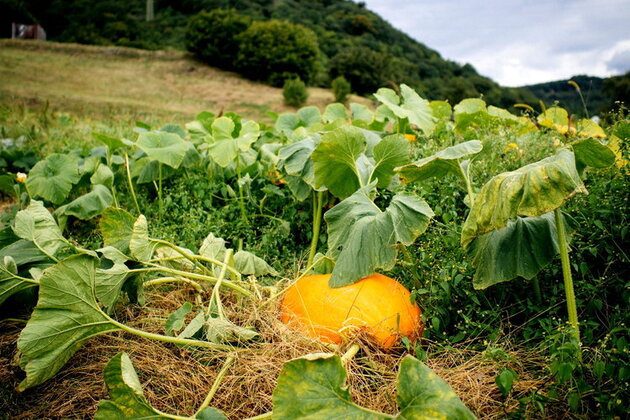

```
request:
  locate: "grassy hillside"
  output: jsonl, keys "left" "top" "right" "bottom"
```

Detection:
{"left": 0, "top": 39, "right": 367, "bottom": 123}
{"left": 2, "top": 0, "right": 538, "bottom": 108}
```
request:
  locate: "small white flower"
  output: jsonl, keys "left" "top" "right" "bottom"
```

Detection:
{"left": 16, "top": 172, "right": 27, "bottom": 183}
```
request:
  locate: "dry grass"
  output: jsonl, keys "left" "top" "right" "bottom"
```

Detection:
{"left": 0, "top": 285, "right": 565, "bottom": 419}
{"left": 0, "top": 39, "right": 370, "bottom": 123}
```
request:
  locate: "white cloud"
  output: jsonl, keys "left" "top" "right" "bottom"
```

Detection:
{"left": 360, "top": 0, "right": 630, "bottom": 85}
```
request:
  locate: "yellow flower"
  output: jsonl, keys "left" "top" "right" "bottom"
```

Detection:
{"left": 403, "top": 133, "right": 417, "bottom": 142}
{"left": 16, "top": 172, "right": 27, "bottom": 183}
{"left": 503, "top": 143, "right": 518, "bottom": 153}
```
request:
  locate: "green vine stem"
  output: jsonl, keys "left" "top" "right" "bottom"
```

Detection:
{"left": 124, "top": 152, "right": 141, "bottom": 215}
{"left": 109, "top": 318, "right": 234, "bottom": 351}
{"left": 554, "top": 209, "right": 581, "bottom": 350}
{"left": 130, "top": 266, "right": 254, "bottom": 299}
{"left": 206, "top": 250, "right": 232, "bottom": 320}
{"left": 307, "top": 191, "right": 325, "bottom": 267}
{"left": 143, "top": 277, "right": 203, "bottom": 293}
{"left": 194, "top": 355, "right": 235, "bottom": 416}
{"left": 531, "top": 277, "right": 542, "bottom": 305}
{"left": 158, "top": 162, "right": 163, "bottom": 219}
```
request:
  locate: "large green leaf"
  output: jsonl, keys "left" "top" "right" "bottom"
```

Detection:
{"left": 95, "top": 258, "right": 129, "bottom": 314}
{"left": 311, "top": 126, "right": 366, "bottom": 199}
{"left": 26, "top": 153, "right": 80, "bottom": 204}
{"left": 136, "top": 131, "right": 189, "bottom": 169}
{"left": 374, "top": 84, "right": 435, "bottom": 135}
{"left": 396, "top": 355, "right": 476, "bottom": 419}
{"left": 92, "top": 132, "right": 128, "bottom": 151}
{"left": 396, "top": 140, "right": 483, "bottom": 184}
{"left": 60, "top": 185, "right": 113, "bottom": 220}
{"left": 272, "top": 353, "right": 475, "bottom": 419}
{"left": 461, "top": 149, "right": 587, "bottom": 247}
{"left": 537, "top": 107, "right": 570, "bottom": 134}
{"left": 325, "top": 184, "right": 434, "bottom": 287}
{"left": 468, "top": 212, "right": 572, "bottom": 289}
{"left": 95, "top": 352, "right": 227, "bottom": 420}
{"left": 273, "top": 353, "right": 382, "bottom": 419}
{"left": 13, "top": 200, "right": 66, "bottom": 256}
{"left": 207, "top": 118, "right": 260, "bottom": 168}
{"left": 17, "top": 255, "right": 121, "bottom": 390}
{"left": 572, "top": 138, "right": 616, "bottom": 170}
{"left": 278, "top": 136, "right": 320, "bottom": 192}
{"left": 90, "top": 164, "right": 114, "bottom": 188}
{"left": 371, "top": 134, "right": 409, "bottom": 188}
{"left": 100, "top": 207, "right": 137, "bottom": 254}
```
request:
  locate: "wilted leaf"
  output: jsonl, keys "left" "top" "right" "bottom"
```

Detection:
{"left": 468, "top": 212, "right": 571, "bottom": 289}
{"left": 95, "top": 256, "right": 129, "bottom": 313}
{"left": 0, "top": 241, "right": 45, "bottom": 306}
{"left": 396, "top": 140, "right": 483, "bottom": 184}
{"left": 13, "top": 200, "right": 66, "bottom": 256}
{"left": 537, "top": 107, "right": 570, "bottom": 134}
{"left": 129, "top": 215, "right": 156, "bottom": 262}
{"left": 164, "top": 302, "right": 194, "bottom": 336}
{"left": 205, "top": 316, "right": 259, "bottom": 343}
{"left": 26, "top": 154, "right": 80, "bottom": 204}
{"left": 325, "top": 184, "right": 433, "bottom": 287}
{"left": 461, "top": 149, "right": 586, "bottom": 247}
{"left": 233, "top": 251, "right": 277, "bottom": 276}
{"left": 198, "top": 232, "right": 228, "bottom": 261}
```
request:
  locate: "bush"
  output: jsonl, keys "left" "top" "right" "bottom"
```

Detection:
{"left": 283, "top": 78, "right": 308, "bottom": 108}
{"left": 236, "top": 20, "right": 320, "bottom": 86}
{"left": 331, "top": 76, "right": 351, "bottom": 103}
{"left": 185, "top": 9, "right": 250, "bottom": 70}
{"left": 329, "top": 46, "right": 401, "bottom": 95}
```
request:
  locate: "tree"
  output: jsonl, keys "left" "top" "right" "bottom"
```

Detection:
{"left": 186, "top": 9, "right": 251, "bottom": 70}
{"left": 236, "top": 19, "right": 320, "bottom": 86}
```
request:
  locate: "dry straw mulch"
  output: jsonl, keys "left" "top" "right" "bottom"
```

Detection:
{"left": 1, "top": 286, "right": 564, "bottom": 419}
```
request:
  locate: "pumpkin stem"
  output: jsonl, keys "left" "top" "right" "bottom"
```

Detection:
{"left": 341, "top": 343, "right": 360, "bottom": 365}
{"left": 307, "top": 190, "right": 325, "bottom": 267}
{"left": 554, "top": 208, "right": 581, "bottom": 358}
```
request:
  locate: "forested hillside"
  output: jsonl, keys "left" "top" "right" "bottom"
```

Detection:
{"left": 2, "top": 0, "right": 539, "bottom": 107}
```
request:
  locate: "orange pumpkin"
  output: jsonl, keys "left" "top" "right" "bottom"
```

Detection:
{"left": 280, "top": 273, "right": 423, "bottom": 347}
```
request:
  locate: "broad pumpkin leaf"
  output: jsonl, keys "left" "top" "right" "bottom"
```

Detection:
{"left": 208, "top": 118, "right": 260, "bottom": 167}
{"left": 272, "top": 353, "right": 475, "bottom": 419}
{"left": 350, "top": 103, "right": 374, "bottom": 123}
{"left": 17, "top": 255, "right": 121, "bottom": 390}
{"left": 453, "top": 98, "right": 490, "bottom": 130}
{"left": 396, "top": 140, "right": 483, "bottom": 184}
{"left": 537, "top": 107, "right": 570, "bottom": 134}
{"left": 13, "top": 200, "right": 66, "bottom": 256}
{"left": 468, "top": 212, "right": 572, "bottom": 289}
{"left": 60, "top": 185, "right": 113, "bottom": 220}
{"left": 100, "top": 207, "right": 137, "bottom": 254}
{"left": 95, "top": 352, "right": 228, "bottom": 420}
{"left": 572, "top": 138, "right": 616, "bottom": 170}
{"left": 136, "top": 131, "right": 190, "bottom": 169}
{"left": 95, "top": 258, "right": 129, "bottom": 314}
{"left": 92, "top": 132, "right": 128, "bottom": 151}
{"left": 576, "top": 119, "right": 606, "bottom": 138}
{"left": 371, "top": 134, "right": 409, "bottom": 188}
{"left": 325, "top": 184, "right": 434, "bottom": 287}
{"left": 396, "top": 355, "right": 476, "bottom": 419}
{"left": 323, "top": 103, "right": 348, "bottom": 123}
{"left": 461, "top": 149, "right": 587, "bottom": 247}
{"left": 273, "top": 353, "right": 382, "bottom": 419}
{"left": 430, "top": 101, "right": 452, "bottom": 120}
{"left": 90, "top": 164, "right": 114, "bottom": 188}
{"left": 311, "top": 126, "right": 367, "bottom": 199}
{"left": 26, "top": 153, "right": 80, "bottom": 204}
{"left": 198, "top": 232, "right": 228, "bottom": 261}
{"left": 374, "top": 84, "right": 435, "bottom": 135}
{"left": 278, "top": 135, "right": 321, "bottom": 192}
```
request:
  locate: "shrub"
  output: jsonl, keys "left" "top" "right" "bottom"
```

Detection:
{"left": 283, "top": 78, "right": 308, "bottom": 108}
{"left": 329, "top": 46, "right": 400, "bottom": 95}
{"left": 185, "top": 9, "right": 250, "bottom": 70}
{"left": 331, "top": 76, "right": 351, "bottom": 103}
{"left": 236, "top": 20, "right": 320, "bottom": 86}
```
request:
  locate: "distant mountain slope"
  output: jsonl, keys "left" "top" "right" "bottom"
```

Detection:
{"left": 521, "top": 75, "right": 610, "bottom": 117}
{"left": 2, "top": 0, "right": 539, "bottom": 107}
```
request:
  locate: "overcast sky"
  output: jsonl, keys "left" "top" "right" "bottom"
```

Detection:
{"left": 360, "top": 0, "right": 630, "bottom": 86}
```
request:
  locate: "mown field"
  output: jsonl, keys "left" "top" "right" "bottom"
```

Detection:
{"left": 0, "top": 41, "right": 628, "bottom": 419}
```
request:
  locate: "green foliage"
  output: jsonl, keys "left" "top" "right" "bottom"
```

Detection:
{"left": 331, "top": 75, "right": 351, "bottom": 103}
{"left": 236, "top": 20, "right": 320, "bottom": 86}
{"left": 273, "top": 353, "right": 476, "bottom": 419}
{"left": 283, "top": 78, "right": 309, "bottom": 108}
{"left": 186, "top": 9, "right": 251, "bottom": 70}
{"left": 329, "top": 46, "right": 403, "bottom": 95}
